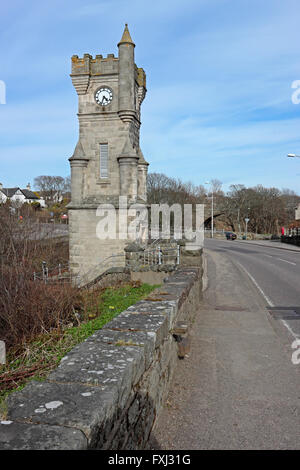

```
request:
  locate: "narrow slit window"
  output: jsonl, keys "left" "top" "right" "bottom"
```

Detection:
{"left": 100, "top": 143, "right": 108, "bottom": 178}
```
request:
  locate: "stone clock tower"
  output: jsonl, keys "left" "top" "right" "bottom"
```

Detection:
{"left": 68, "top": 25, "right": 149, "bottom": 283}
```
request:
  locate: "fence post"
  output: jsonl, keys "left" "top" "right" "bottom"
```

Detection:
{"left": 0, "top": 340, "right": 6, "bottom": 364}
{"left": 42, "top": 261, "right": 48, "bottom": 283}
{"left": 176, "top": 244, "right": 180, "bottom": 265}
{"left": 158, "top": 245, "right": 162, "bottom": 265}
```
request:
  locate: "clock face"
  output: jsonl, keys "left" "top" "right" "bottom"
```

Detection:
{"left": 95, "top": 87, "right": 113, "bottom": 106}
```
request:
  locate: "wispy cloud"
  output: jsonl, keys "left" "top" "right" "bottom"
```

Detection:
{"left": 1, "top": 0, "right": 300, "bottom": 192}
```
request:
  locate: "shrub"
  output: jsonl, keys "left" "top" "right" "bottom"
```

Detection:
{"left": 0, "top": 204, "right": 78, "bottom": 349}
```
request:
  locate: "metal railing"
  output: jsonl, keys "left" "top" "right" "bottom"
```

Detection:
{"left": 33, "top": 262, "right": 71, "bottom": 283}
{"left": 33, "top": 243, "right": 180, "bottom": 285}
{"left": 287, "top": 227, "right": 300, "bottom": 236}
{"left": 133, "top": 245, "right": 180, "bottom": 268}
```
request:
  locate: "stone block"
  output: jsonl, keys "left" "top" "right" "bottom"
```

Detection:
{"left": 48, "top": 342, "right": 145, "bottom": 409}
{"left": 0, "top": 420, "right": 86, "bottom": 450}
{"left": 103, "top": 309, "right": 168, "bottom": 348}
{"left": 6, "top": 381, "right": 117, "bottom": 448}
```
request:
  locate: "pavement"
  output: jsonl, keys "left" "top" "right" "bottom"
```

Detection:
{"left": 236, "top": 238, "right": 300, "bottom": 252}
{"left": 149, "top": 240, "right": 300, "bottom": 450}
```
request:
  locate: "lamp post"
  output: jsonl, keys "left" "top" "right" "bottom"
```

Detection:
{"left": 287, "top": 154, "right": 300, "bottom": 158}
{"left": 245, "top": 218, "right": 250, "bottom": 240}
{"left": 237, "top": 207, "right": 241, "bottom": 237}
{"left": 205, "top": 181, "right": 214, "bottom": 238}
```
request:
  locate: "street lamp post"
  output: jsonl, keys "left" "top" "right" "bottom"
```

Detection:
{"left": 245, "top": 217, "right": 250, "bottom": 240}
{"left": 237, "top": 207, "right": 241, "bottom": 238}
{"left": 287, "top": 154, "right": 300, "bottom": 158}
{"left": 205, "top": 181, "right": 214, "bottom": 239}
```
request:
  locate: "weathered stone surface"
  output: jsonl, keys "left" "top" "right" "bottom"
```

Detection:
{"left": 0, "top": 421, "right": 86, "bottom": 450}
{"left": 85, "top": 329, "right": 156, "bottom": 368}
{"left": 6, "top": 381, "right": 117, "bottom": 447}
{"left": 124, "top": 242, "right": 144, "bottom": 252}
{"left": 48, "top": 342, "right": 145, "bottom": 408}
{"left": 126, "top": 300, "right": 177, "bottom": 329}
{"left": 0, "top": 266, "right": 202, "bottom": 450}
{"left": 103, "top": 310, "right": 168, "bottom": 348}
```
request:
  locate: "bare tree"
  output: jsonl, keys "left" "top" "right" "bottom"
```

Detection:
{"left": 34, "top": 176, "right": 69, "bottom": 203}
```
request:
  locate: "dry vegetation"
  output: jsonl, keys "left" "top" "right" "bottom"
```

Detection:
{"left": 0, "top": 203, "right": 78, "bottom": 349}
{"left": 0, "top": 203, "right": 158, "bottom": 402}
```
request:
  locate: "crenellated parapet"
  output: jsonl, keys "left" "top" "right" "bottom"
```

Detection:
{"left": 71, "top": 54, "right": 146, "bottom": 103}
{"left": 136, "top": 67, "right": 146, "bottom": 89}
{"left": 71, "top": 53, "right": 121, "bottom": 95}
{"left": 71, "top": 53, "right": 119, "bottom": 74}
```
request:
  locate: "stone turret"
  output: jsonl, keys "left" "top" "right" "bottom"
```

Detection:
{"left": 137, "top": 148, "right": 149, "bottom": 201}
{"left": 118, "top": 136, "right": 139, "bottom": 200}
{"left": 118, "top": 24, "right": 136, "bottom": 123}
{"left": 69, "top": 141, "right": 89, "bottom": 205}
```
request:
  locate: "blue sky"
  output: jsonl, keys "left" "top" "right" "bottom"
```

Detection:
{"left": 1, "top": 0, "right": 300, "bottom": 193}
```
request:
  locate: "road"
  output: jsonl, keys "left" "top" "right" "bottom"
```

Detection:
{"left": 205, "top": 238, "right": 300, "bottom": 339}
{"left": 149, "top": 238, "right": 300, "bottom": 450}
{"left": 17, "top": 222, "right": 69, "bottom": 240}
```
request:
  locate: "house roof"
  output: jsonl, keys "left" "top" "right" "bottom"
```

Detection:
{"left": 1, "top": 188, "right": 19, "bottom": 197}
{"left": 0, "top": 187, "right": 40, "bottom": 200}
{"left": 20, "top": 189, "right": 39, "bottom": 199}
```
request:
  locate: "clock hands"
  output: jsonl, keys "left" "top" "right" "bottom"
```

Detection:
{"left": 95, "top": 88, "right": 112, "bottom": 106}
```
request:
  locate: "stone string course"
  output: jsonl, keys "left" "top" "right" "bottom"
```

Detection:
{"left": 0, "top": 266, "right": 202, "bottom": 450}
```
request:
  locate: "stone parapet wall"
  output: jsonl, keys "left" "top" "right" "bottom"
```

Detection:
{"left": 0, "top": 266, "right": 202, "bottom": 450}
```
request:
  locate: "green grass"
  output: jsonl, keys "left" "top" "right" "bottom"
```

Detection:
{"left": 0, "top": 282, "right": 159, "bottom": 411}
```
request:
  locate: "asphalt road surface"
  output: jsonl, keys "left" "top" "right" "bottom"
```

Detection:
{"left": 205, "top": 238, "right": 300, "bottom": 339}
{"left": 149, "top": 237, "right": 300, "bottom": 450}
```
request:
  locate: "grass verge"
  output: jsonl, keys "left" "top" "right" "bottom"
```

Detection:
{"left": 0, "top": 281, "right": 159, "bottom": 413}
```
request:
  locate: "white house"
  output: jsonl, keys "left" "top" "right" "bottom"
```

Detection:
{"left": 295, "top": 203, "right": 300, "bottom": 221}
{"left": 0, "top": 183, "right": 46, "bottom": 208}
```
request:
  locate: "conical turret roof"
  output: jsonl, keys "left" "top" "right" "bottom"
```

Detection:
{"left": 118, "top": 23, "right": 135, "bottom": 47}
{"left": 120, "top": 135, "right": 138, "bottom": 158}
{"left": 138, "top": 148, "right": 149, "bottom": 165}
{"left": 69, "top": 140, "right": 88, "bottom": 161}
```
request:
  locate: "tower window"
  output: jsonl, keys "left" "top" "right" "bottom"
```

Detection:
{"left": 100, "top": 143, "right": 108, "bottom": 178}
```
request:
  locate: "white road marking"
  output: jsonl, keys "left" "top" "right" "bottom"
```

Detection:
{"left": 236, "top": 261, "right": 274, "bottom": 307}
{"left": 277, "top": 258, "right": 296, "bottom": 266}
{"left": 281, "top": 319, "right": 300, "bottom": 340}
{"left": 235, "top": 261, "right": 299, "bottom": 340}
{"left": 263, "top": 254, "right": 296, "bottom": 266}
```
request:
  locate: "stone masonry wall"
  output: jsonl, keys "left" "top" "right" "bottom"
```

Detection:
{"left": 0, "top": 266, "right": 202, "bottom": 450}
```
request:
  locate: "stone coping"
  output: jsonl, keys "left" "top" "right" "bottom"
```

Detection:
{"left": 0, "top": 267, "right": 200, "bottom": 450}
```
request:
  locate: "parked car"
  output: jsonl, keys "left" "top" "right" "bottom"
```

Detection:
{"left": 225, "top": 231, "right": 237, "bottom": 240}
